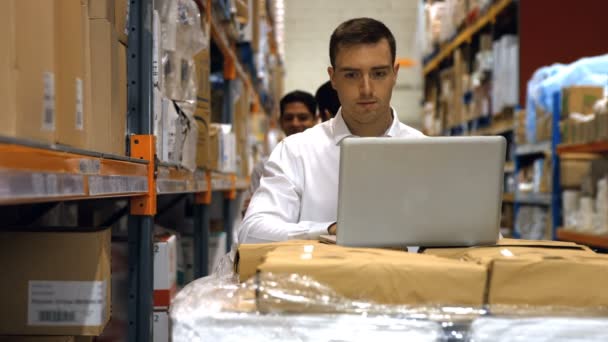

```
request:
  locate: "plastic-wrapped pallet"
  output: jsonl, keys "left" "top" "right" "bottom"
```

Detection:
{"left": 470, "top": 317, "right": 608, "bottom": 342}
{"left": 170, "top": 252, "right": 463, "bottom": 342}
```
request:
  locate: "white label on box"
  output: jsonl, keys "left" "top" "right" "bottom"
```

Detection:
{"left": 75, "top": 78, "right": 84, "bottom": 130}
{"left": 153, "top": 311, "right": 169, "bottom": 342}
{"left": 42, "top": 72, "right": 56, "bottom": 131}
{"left": 28, "top": 281, "right": 106, "bottom": 326}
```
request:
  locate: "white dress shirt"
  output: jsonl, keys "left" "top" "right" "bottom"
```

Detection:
{"left": 238, "top": 108, "right": 424, "bottom": 243}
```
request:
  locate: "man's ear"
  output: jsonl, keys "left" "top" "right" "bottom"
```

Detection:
{"left": 328, "top": 66, "right": 336, "bottom": 89}
{"left": 393, "top": 62, "right": 400, "bottom": 77}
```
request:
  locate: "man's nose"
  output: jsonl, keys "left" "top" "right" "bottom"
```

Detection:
{"left": 359, "top": 74, "right": 373, "bottom": 96}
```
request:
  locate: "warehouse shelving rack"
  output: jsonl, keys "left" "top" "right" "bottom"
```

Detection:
{"left": 0, "top": 0, "right": 259, "bottom": 340}
{"left": 554, "top": 126, "right": 608, "bottom": 250}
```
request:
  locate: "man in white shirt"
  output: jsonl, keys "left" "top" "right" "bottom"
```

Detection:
{"left": 239, "top": 17, "right": 424, "bottom": 243}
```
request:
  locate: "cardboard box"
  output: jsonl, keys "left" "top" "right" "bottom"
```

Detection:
{"left": 562, "top": 86, "right": 604, "bottom": 117}
{"left": 111, "top": 42, "right": 127, "bottom": 155}
{"left": 0, "top": 1, "right": 16, "bottom": 137}
{"left": 14, "top": 0, "right": 57, "bottom": 143}
{"left": 114, "top": 0, "right": 129, "bottom": 45}
{"left": 235, "top": 241, "right": 323, "bottom": 283}
{"left": 0, "top": 228, "right": 111, "bottom": 335}
{"left": 487, "top": 253, "right": 608, "bottom": 307}
{"left": 153, "top": 310, "right": 170, "bottom": 342}
{"left": 88, "top": 0, "right": 114, "bottom": 21}
{"left": 154, "top": 234, "right": 177, "bottom": 309}
{"left": 88, "top": 19, "right": 118, "bottom": 154}
{"left": 56, "top": 0, "right": 88, "bottom": 148}
{"left": 208, "top": 124, "right": 220, "bottom": 171}
{"left": 424, "top": 239, "right": 608, "bottom": 307}
{"left": 560, "top": 154, "right": 599, "bottom": 188}
{"left": 194, "top": 47, "right": 211, "bottom": 169}
{"left": 257, "top": 244, "right": 487, "bottom": 307}
{"left": 97, "top": 241, "right": 129, "bottom": 342}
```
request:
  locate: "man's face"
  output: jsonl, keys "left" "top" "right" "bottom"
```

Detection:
{"left": 280, "top": 101, "right": 316, "bottom": 136}
{"left": 328, "top": 39, "right": 399, "bottom": 126}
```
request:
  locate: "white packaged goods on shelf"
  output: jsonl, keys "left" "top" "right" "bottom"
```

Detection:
{"left": 515, "top": 206, "right": 548, "bottom": 240}
{"left": 154, "top": 310, "right": 171, "bottom": 342}
{"left": 491, "top": 35, "right": 519, "bottom": 115}
{"left": 470, "top": 317, "right": 608, "bottom": 342}
{"left": 154, "top": 234, "right": 178, "bottom": 310}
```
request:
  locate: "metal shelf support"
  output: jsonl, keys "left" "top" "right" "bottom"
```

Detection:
{"left": 194, "top": 173, "right": 213, "bottom": 278}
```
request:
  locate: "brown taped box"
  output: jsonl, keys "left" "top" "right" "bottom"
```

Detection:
{"left": 234, "top": 87, "right": 250, "bottom": 177}
{"left": 88, "top": 0, "right": 114, "bottom": 22}
{"left": 114, "top": 0, "right": 129, "bottom": 45}
{"left": 258, "top": 244, "right": 487, "bottom": 307}
{"left": 87, "top": 19, "right": 118, "bottom": 154}
{"left": 258, "top": 245, "right": 483, "bottom": 307}
{"left": 560, "top": 154, "right": 600, "bottom": 189}
{"left": 208, "top": 124, "right": 220, "bottom": 171}
{"left": 56, "top": 0, "right": 88, "bottom": 149}
{"left": 423, "top": 239, "right": 608, "bottom": 307}
{"left": 112, "top": 42, "right": 127, "bottom": 156}
{"left": 0, "top": 1, "right": 17, "bottom": 138}
{"left": 194, "top": 47, "right": 211, "bottom": 169}
{"left": 235, "top": 241, "right": 323, "bottom": 283}
{"left": 561, "top": 86, "right": 604, "bottom": 117}
{"left": 0, "top": 228, "right": 111, "bottom": 336}
{"left": 14, "top": 0, "right": 56, "bottom": 143}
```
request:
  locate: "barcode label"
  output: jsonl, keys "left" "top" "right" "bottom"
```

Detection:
{"left": 75, "top": 78, "right": 84, "bottom": 130}
{"left": 39, "top": 310, "right": 76, "bottom": 323}
{"left": 42, "top": 72, "right": 55, "bottom": 131}
{"left": 29, "top": 281, "right": 106, "bottom": 326}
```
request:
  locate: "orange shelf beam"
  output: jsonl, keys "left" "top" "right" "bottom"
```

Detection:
{"left": 557, "top": 228, "right": 608, "bottom": 249}
{"left": 557, "top": 141, "right": 608, "bottom": 155}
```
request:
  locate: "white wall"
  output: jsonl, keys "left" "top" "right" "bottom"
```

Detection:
{"left": 283, "top": 0, "right": 423, "bottom": 127}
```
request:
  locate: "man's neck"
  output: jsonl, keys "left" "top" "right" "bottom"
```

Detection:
{"left": 344, "top": 110, "right": 394, "bottom": 137}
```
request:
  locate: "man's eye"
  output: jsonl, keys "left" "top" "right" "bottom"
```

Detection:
{"left": 344, "top": 72, "right": 358, "bottom": 79}
{"left": 372, "top": 70, "right": 388, "bottom": 79}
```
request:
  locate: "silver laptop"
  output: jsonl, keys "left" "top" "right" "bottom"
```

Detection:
{"left": 335, "top": 136, "right": 506, "bottom": 247}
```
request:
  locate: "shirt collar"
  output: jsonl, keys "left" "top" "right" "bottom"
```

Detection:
{"left": 332, "top": 107, "right": 402, "bottom": 145}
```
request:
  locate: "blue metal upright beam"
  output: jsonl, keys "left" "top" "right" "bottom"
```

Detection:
{"left": 194, "top": 203, "right": 211, "bottom": 278}
{"left": 126, "top": 0, "right": 155, "bottom": 341}
{"left": 223, "top": 197, "right": 235, "bottom": 251}
{"left": 551, "top": 91, "right": 563, "bottom": 239}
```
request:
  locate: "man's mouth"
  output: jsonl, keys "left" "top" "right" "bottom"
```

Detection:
{"left": 357, "top": 101, "right": 377, "bottom": 108}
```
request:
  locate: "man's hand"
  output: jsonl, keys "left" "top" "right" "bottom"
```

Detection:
{"left": 328, "top": 223, "right": 337, "bottom": 235}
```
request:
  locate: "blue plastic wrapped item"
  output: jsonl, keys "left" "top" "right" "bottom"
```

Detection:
{"left": 526, "top": 54, "right": 608, "bottom": 143}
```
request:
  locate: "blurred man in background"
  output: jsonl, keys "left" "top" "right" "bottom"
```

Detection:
{"left": 315, "top": 80, "right": 341, "bottom": 122}
{"left": 242, "top": 90, "right": 318, "bottom": 215}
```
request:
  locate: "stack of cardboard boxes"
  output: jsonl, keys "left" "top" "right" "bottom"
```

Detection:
{"left": 235, "top": 238, "right": 608, "bottom": 310}
{"left": 559, "top": 86, "right": 606, "bottom": 145}
{"left": 0, "top": 0, "right": 128, "bottom": 156}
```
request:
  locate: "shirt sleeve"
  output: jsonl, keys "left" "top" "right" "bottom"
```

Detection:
{"left": 238, "top": 141, "right": 334, "bottom": 243}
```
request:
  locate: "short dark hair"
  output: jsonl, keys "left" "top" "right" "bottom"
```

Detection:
{"left": 280, "top": 90, "right": 317, "bottom": 118}
{"left": 315, "top": 81, "right": 341, "bottom": 121}
{"left": 329, "top": 18, "right": 396, "bottom": 68}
